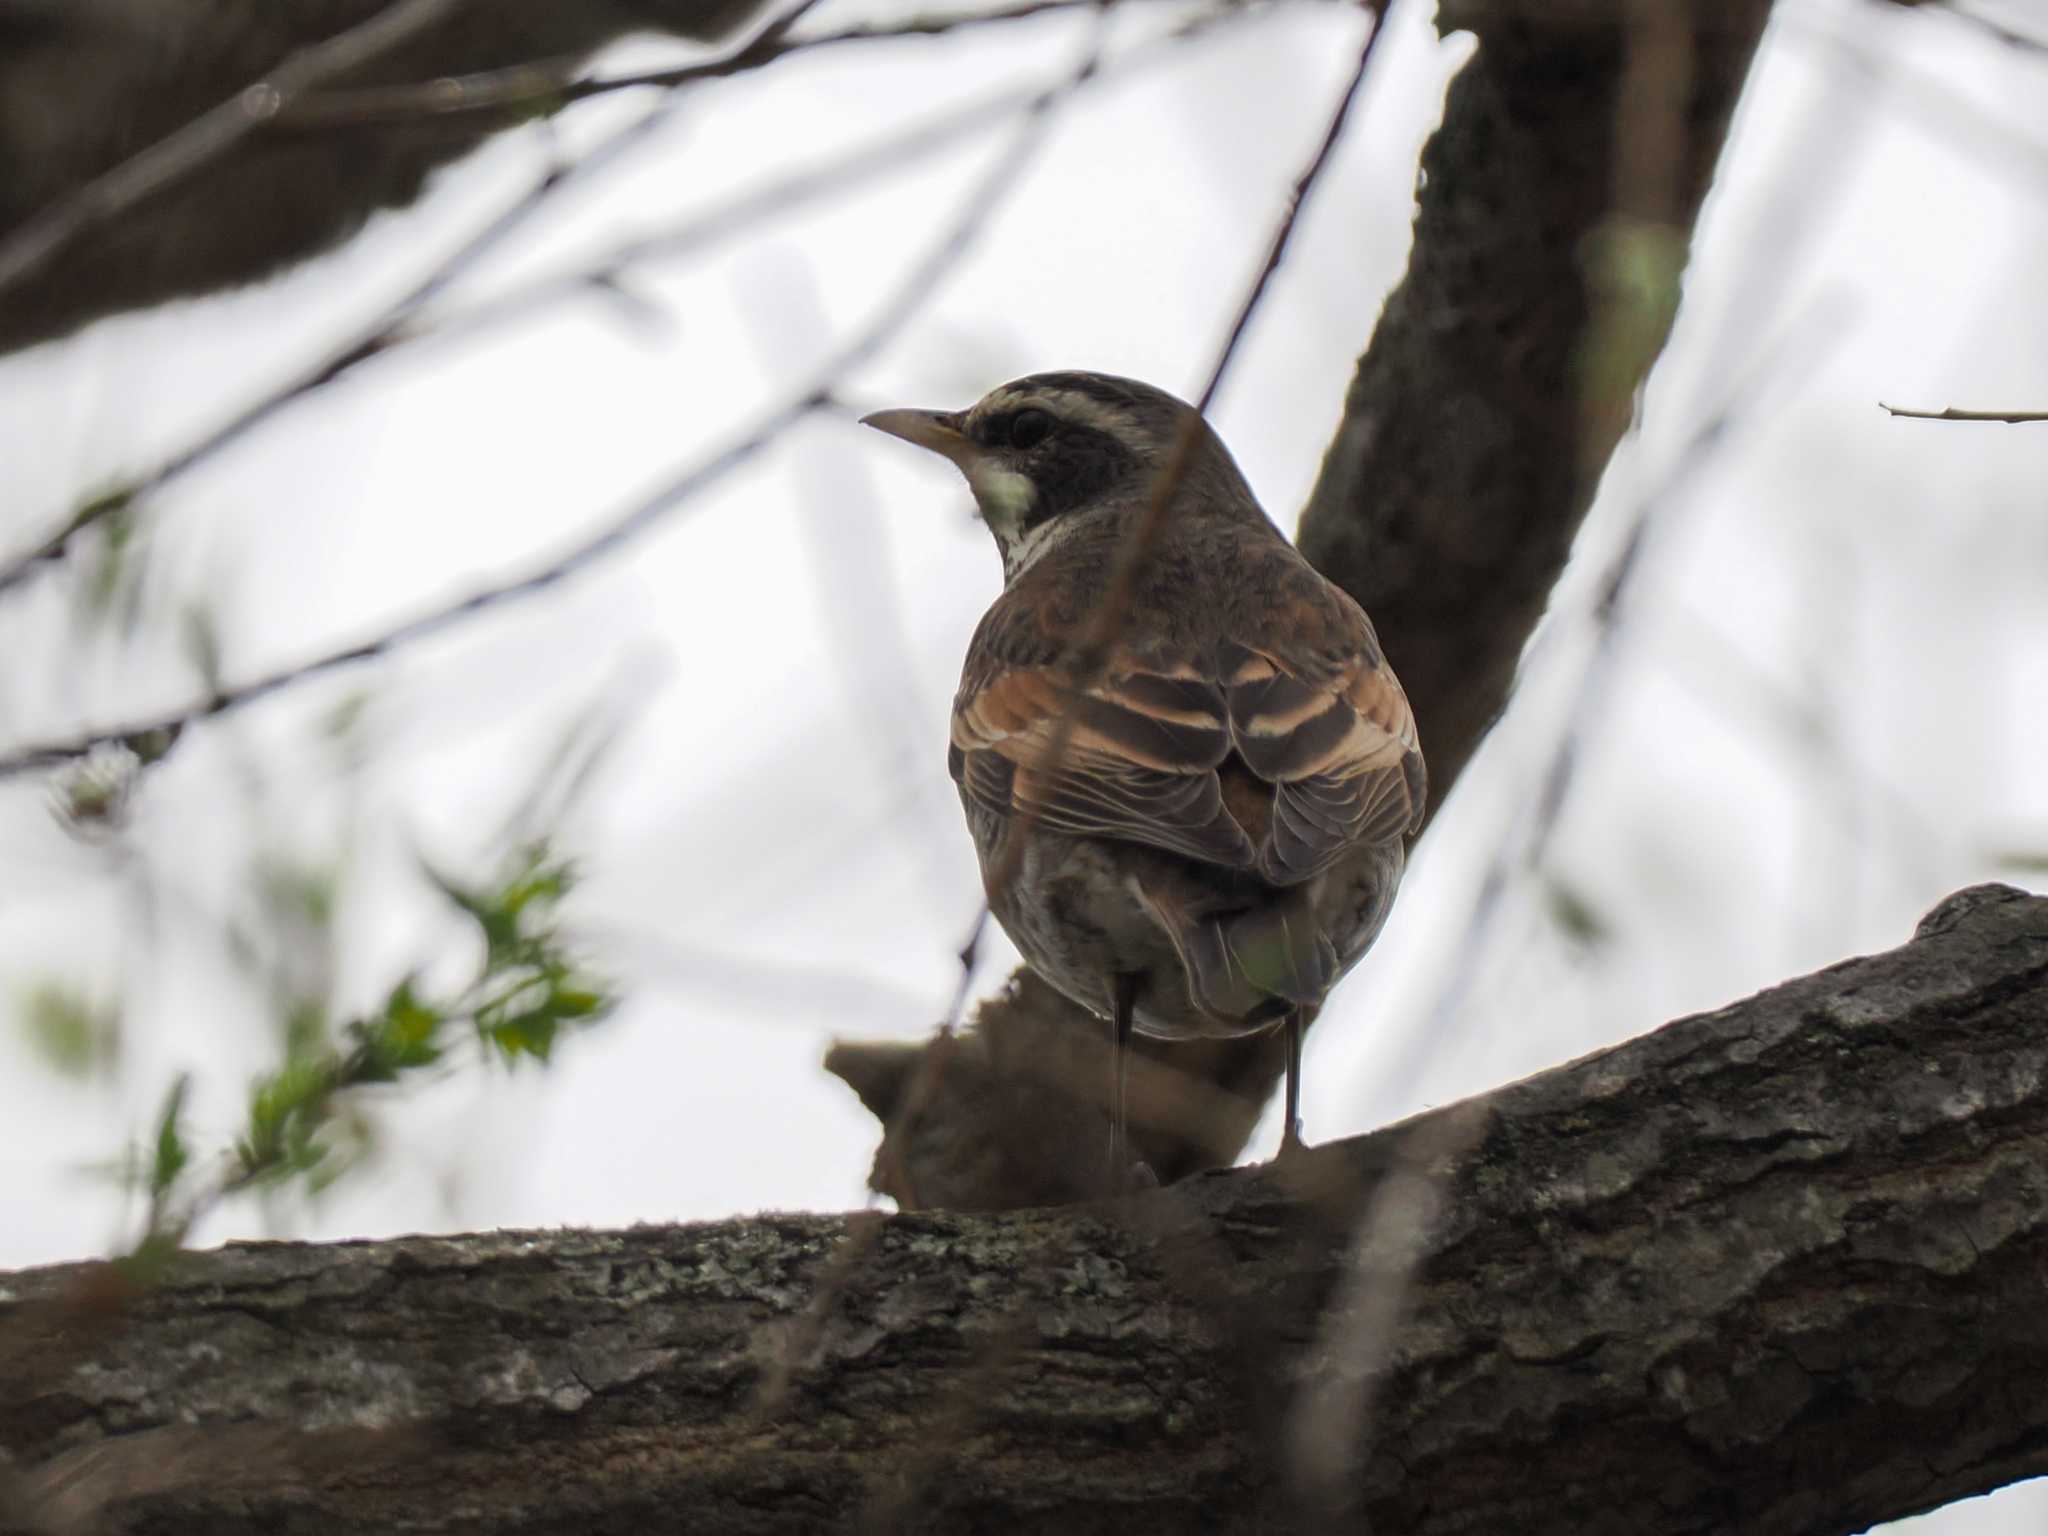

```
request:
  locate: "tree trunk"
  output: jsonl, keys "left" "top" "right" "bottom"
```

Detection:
{"left": 6, "top": 883, "right": 2045, "bottom": 1535}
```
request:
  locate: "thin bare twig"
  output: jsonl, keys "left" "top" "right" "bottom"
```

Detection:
{"left": 1911, "top": 0, "right": 2048, "bottom": 55}
{"left": 1648, "top": 603, "right": 1943, "bottom": 892}
{"left": 0, "top": 58, "right": 1090, "bottom": 782}
{"left": 1879, "top": 402, "right": 2048, "bottom": 422}
{"left": 1792, "top": 17, "right": 2048, "bottom": 192}
{"left": 280, "top": 0, "right": 1155, "bottom": 129}
{"left": 0, "top": 99, "right": 677, "bottom": 603}
{"left": 416, "top": 51, "right": 1169, "bottom": 402}
{"left": 0, "top": 0, "right": 466, "bottom": 303}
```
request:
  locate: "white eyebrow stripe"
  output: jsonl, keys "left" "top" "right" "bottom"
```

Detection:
{"left": 969, "top": 388, "right": 1143, "bottom": 443}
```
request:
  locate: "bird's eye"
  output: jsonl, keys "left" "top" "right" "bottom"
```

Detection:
{"left": 1007, "top": 408, "right": 1053, "bottom": 450}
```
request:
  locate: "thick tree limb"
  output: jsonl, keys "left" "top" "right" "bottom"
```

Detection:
{"left": 6, "top": 884, "right": 2046, "bottom": 1534}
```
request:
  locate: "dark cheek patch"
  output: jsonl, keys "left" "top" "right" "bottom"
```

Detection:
{"left": 1023, "top": 425, "right": 1135, "bottom": 529}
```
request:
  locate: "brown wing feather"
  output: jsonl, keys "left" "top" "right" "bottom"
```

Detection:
{"left": 1222, "top": 611, "right": 1425, "bottom": 884}
{"left": 952, "top": 658, "right": 1257, "bottom": 870}
{"left": 951, "top": 563, "right": 1425, "bottom": 885}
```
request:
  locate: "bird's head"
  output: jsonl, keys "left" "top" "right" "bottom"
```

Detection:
{"left": 861, "top": 371, "right": 1256, "bottom": 578}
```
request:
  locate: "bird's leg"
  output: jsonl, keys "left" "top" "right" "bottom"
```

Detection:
{"left": 1108, "top": 973, "right": 1140, "bottom": 1183}
{"left": 1279, "top": 1006, "right": 1308, "bottom": 1159}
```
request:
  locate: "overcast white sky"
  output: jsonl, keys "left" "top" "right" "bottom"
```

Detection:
{"left": 1, "top": 2, "right": 2044, "bottom": 1526}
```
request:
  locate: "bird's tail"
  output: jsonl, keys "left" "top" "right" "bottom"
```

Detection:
{"left": 1136, "top": 877, "right": 1336, "bottom": 1027}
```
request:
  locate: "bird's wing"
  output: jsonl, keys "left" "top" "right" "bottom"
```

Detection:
{"left": 950, "top": 569, "right": 1424, "bottom": 883}
{"left": 951, "top": 650, "right": 1259, "bottom": 870}
{"left": 1221, "top": 586, "right": 1426, "bottom": 885}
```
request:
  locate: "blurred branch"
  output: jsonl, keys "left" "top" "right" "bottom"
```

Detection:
{"left": 1801, "top": 16, "right": 2048, "bottom": 191}
{"left": 280, "top": 0, "right": 1209, "bottom": 128}
{"left": 0, "top": 0, "right": 1283, "bottom": 351}
{"left": 0, "top": 0, "right": 466, "bottom": 303}
{"left": 1371, "top": 308, "right": 1844, "bottom": 1101}
{"left": 0, "top": 45, "right": 1096, "bottom": 781}
{"left": 1651, "top": 601, "right": 1943, "bottom": 889}
{"left": 0, "top": 0, "right": 784, "bottom": 352}
{"left": 5, "top": 885, "right": 2045, "bottom": 1533}
{"left": 1884, "top": 0, "right": 2048, "bottom": 53}
{"left": 0, "top": 98, "right": 676, "bottom": 603}
{"left": 415, "top": 73, "right": 1087, "bottom": 357}
{"left": 1879, "top": 401, "right": 2048, "bottom": 422}
{"left": 0, "top": 8, "right": 1231, "bottom": 605}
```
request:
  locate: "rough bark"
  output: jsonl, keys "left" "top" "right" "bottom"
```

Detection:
{"left": 7, "top": 883, "right": 2046, "bottom": 1535}
{"left": 835, "top": 1, "right": 1776, "bottom": 1208}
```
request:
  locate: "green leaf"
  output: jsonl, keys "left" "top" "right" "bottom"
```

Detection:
{"left": 1543, "top": 874, "right": 1613, "bottom": 953}
{"left": 124, "top": 724, "right": 184, "bottom": 766}
{"left": 1576, "top": 216, "right": 1686, "bottom": 440}
{"left": 74, "top": 489, "right": 140, "bottom": 628}
{"left": 424, "top": 844, "right": 582, "bottom": 968}
{"left": 240, "top": 1056, "right": 336, "bottom": 1180}
{"left": 482, "top": 1006, "right": 561, "bottom": 1063}
{"left": 150, "top": 1074, "right": 191, "bottom": 1200}
{"left": 256, "top": 856, "right": 338, "bottom": 932}
{"left": 323, "top": 690, "right": 372, "bottom": 743}
{"left": 551, "top": 986, "right": 608, "bottom": 1020}
{"left": 282, "top": 997, "right": 329, "bottom": 1062}
{"left": 18, "top": 981, "right": 121, "bottom": 1079}
{"left": 383, "top": 975, "right": 444, "bottom": 1055}
{"left": 421, "top": 859, "right": 520, "bottom": 959}
{"left": 63, "top": 484, "right": 137, "bottom": 540}
{"left": 350, "top": 976, "right": 446, "bottom": 1080}
{"left": 50, "top": 753, "right": 137, "bottom": 836}
{"left": 181, "top": 602, "right": 224, "bottom": 695}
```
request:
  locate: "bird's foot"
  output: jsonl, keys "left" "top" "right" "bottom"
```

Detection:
{"left": 1274, "top": 1120, "right": 1313, "bottom": 1166}
{"left": 1104, "top": 1144, "right": 1159, "bottom": 1197}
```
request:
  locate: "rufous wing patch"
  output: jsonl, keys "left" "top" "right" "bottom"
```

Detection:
{"left": 952, "top": 616, "right": 1425, "bottom": 885}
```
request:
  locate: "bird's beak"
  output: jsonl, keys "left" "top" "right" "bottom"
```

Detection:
{"left": 859, "top": 408, "right": 973, "bottom": 467}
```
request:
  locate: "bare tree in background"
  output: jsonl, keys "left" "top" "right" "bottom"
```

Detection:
{"left": 1, "top": 0, "right": 2044, "bottom": 1532}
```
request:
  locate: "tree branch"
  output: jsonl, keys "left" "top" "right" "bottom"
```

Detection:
{"left": 6, "top": 884, "right": 2045, "bottom": 1534}
{"left": 1298, "top": 1, "right": 1772, "bottom": 809}
{"left": 1879, "top": 402, "right": 2048, "bottom": 423}
{"left": 0, "top": 0, "right": 780, "bottom": 353}
{"left": 0, "top": 0, "right": 468, "bottom": 304}
{"left": 276, "top": 0, "right": 1165, "bottom": 128}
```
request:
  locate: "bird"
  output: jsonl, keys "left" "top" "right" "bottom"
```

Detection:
{"left": 861, "top": 370, "right": 1424, "bottom": 1179}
